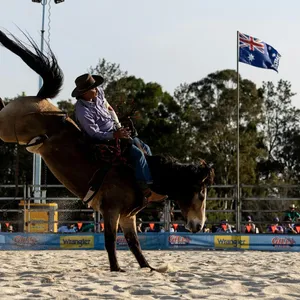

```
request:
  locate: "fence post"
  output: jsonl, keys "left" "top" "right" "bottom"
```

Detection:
{"left": 236, "top": 184, "right": 241, "bottom": 233}
{"left": 164, "top": 200, "right": 171, "bottom": 232}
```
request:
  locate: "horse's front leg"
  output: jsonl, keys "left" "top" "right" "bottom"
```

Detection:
{"left": 103, "top": 212, "right": 123, "bottom": 272}
{"left": 119, "top": 215, "right": 154, "bottom": 270}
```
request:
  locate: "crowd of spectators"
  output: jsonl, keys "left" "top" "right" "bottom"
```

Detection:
{"left": 212, "top": 204, "right": 300, "bottom": 234}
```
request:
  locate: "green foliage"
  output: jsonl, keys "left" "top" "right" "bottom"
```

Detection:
{"left": 57, "top": 99, "right": 75, "bottom": 120}
{"left": 89, "top": 58, "right": 127, "bottom": 89}
{"left": 174, "top": 69, "right": 265, "bottom": 187}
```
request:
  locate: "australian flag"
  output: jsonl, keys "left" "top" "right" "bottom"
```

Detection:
{"left": 239, "top": 32, "right": 281, "bottom": 72}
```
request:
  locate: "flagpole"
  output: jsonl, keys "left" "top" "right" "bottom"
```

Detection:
{"left": 236, "top": 31, "right": 241, "bottom": 233}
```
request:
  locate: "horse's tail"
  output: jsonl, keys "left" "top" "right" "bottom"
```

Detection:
{"left": 0, "top": 30, "right": 63, "bottom": 99}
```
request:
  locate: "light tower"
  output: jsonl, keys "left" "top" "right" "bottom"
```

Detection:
{"left": 31, "top": 0, "right": 65, "bottom": 203}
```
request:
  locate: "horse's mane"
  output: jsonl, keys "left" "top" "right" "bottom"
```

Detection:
{"left": 147, "top": 155, "right": 214, "bottom": 187}
{"left": 0, "top": 30, "right": 63, "bottom": 99}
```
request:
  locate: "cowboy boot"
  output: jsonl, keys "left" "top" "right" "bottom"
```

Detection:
{"left": 142, "top": 188, "right": 168, "bottom": 203}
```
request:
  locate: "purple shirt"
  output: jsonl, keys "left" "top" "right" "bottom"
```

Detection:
{"left": 75, "top": 87, "right": 115, "bottom": 140}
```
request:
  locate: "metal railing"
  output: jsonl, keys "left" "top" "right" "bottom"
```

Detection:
{"left": 0, "top": 184, "right": 299, "bottom": 233}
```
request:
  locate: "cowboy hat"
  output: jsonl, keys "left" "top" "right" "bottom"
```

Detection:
{"left": 71, "top": 73, "right": 104, "bottom": 97}
{"left": 289, "top": 204, "right": 297, "bottom": 209}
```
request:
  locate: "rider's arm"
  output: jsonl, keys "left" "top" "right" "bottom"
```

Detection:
{"left": 97, "top": 87, "right": 122, "bottom": 129}
{"left": 104, "top": 99, "right": 122, "bottom": 129}
{"left": 76, "top": 107, "right": 114, "bottom": 140}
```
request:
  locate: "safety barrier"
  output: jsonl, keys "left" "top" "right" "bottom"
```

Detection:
{"left": 1, "top": 184, "right": 300, "bottom": 234}
{"left": 0, "top": 232, "right": 299, "bottom": 251}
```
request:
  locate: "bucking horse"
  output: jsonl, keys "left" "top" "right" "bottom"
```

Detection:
{"left": 0, "top": 30, "right": 214, "bottom": 271}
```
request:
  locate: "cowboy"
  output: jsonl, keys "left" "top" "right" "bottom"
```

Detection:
{"left": 285, "top": 204, "right": 300, "bottom": 223}
{"left": 72, "top": 73, "right": 168, "bottom": 204}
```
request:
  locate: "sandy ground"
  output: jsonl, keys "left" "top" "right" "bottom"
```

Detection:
{"left": 0, "top": 250, "right": 299, "bottom": 300}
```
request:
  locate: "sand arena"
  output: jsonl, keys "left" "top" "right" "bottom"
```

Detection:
{"left": 0, "top": 250, "right": 299, "bottom": 300}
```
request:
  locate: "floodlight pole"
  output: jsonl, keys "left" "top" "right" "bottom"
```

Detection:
{"left": 32, "top": 0, "right": 47, "bottom": 203}
{"left": 32, "top": 0, "right": 65, "bottom": 203}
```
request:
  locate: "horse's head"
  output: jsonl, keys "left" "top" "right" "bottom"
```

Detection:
{"left": 178, "top": 160, "right": 214, "bottom": 233}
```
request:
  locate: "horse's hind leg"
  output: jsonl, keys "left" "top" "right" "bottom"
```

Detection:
{"left": 119, "top": 215, "right": 154, "bottom": 270}
{"left": 103, "top": 213, "right": 123, "bottom": 272}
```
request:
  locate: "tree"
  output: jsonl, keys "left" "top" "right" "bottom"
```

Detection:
{"left": 57, "top": 99, "right": 75, "bottom": 120}
{"left": 174, "top": 70, "right": 265, "bottom": 186}
{"left": 89, "top": 58, "right": 127, "bottom": 89}
{"left": 258, "top": 80, "right": 300, "bottom": 182}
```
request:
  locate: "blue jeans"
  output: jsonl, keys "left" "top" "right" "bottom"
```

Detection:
{"left": 129, "top": 137, "right": 152, "bottom": 183}
{"left": 132, "top": 137, "right": 152, "bottom": 155}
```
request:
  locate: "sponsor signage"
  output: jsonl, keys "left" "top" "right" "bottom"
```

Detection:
{"left": 116, "top": 236, "right": 128, "bottom": 247}
{"left": 0, "top": 233, "right": 299, "bottom": 251}
{"left": 169, "top": 235, "right": 191, "bottom": 245}
{"left": 13, "top": 235, "right": 39, "bottom": 247}
{"left": 271, "top": 236, "right": 296, "bottom": 248}
{"left": 116, "top": 235, "right": 146, "bottom": 248}
{"left": 60, "top": 236, "right": 94, "bottom": 249}
{"left": 214, "top": 235, "right": 249, "bottom": 249}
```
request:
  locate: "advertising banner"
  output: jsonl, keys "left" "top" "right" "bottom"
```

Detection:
{"left": 60, "top": 235, "right": 94, "bottom": 249}
{"left": 0, "top": 233, "right": 300, "bottom": 251}
{"left": 248, "top": 234, "right": 300, "bottom": 251}
{"left": 1, "top": 234, "right": 60, "bottom": 250}
{"left": 214, "top": 235, "right": 250, "bottom": 249}
{"left": 167, "top": 233, "right": 213, "bottom": 249}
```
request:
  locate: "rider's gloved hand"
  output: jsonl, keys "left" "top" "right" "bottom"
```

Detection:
{"left": 113, "top": 127, "right": 131, "bottom": 139}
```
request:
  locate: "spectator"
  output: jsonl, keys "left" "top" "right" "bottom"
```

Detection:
{"left": 169, "top": 225, "right": 175, "bottom": 233}
{"left": 267, "top": 217, "right": 284, "bottom": 234}
{"left": 80, "top": 213, "right": 95, "bottom": 232}
{"left": 8, "top": 225, "right": 13, "bottom": 233}
{"left": 216, "top": 220, "right": 233, "bottom": 233}
{"left": 136, "top": 218, "right": 143, "bottom": 233}
{"left": 283, "top": 216, "right": 297, "bottom": 234}
{"left": 81, "top": 223, "right": 94, "bottom": 232}
{"left": 160, "top": 226, "right": 165, "bottom": 232}
{"left": 202, "top": 223, "right": 210, "bottom": 233}
{"left": 176, "top": 216, "right": 190, "bottom": 232}
{"left": 158, "top": 211, "right": 165, "bottom": 226}
{"left": 242, "top": 216, "right": 257, "bottom": 234}
{"left": 58, "top": 224, "right": 76, "bottom": 233}
{"left": 285, "top": 204, "right": 300, "bottom": 223}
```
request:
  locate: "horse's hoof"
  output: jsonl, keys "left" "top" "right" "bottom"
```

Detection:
{"left": 142, "top": 266, "right": 156, "bottom": 272}
{"left": 111, "top": 268, "right": 126, "bottom": 272}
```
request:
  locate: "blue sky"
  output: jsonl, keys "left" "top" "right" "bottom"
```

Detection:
{"left": 1, "top": 0, "right": 299, "bottom": 107}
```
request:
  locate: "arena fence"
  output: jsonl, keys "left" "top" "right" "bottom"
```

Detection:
{"left": 0, "top": 184, "right": 299, "bottom": 234}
